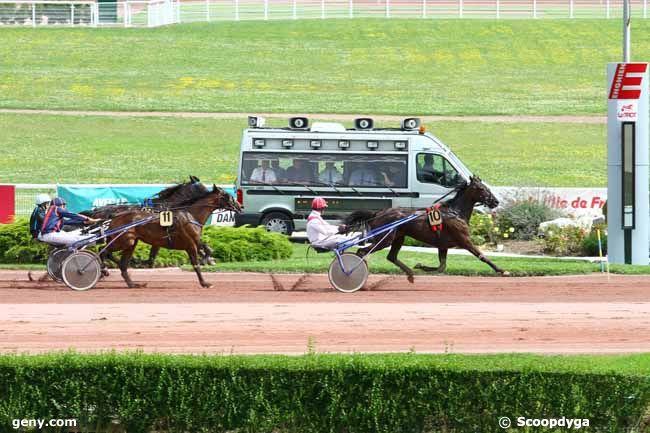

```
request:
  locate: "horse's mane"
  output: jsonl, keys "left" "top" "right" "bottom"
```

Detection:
{"left": 442, "top": 180, "right": 470, "bottom": 208}
{"left": 154, "top": 176, "right": 204, "bottom": 202}
{"left": 174, "top": 186, "right": 224, "bottom": 208}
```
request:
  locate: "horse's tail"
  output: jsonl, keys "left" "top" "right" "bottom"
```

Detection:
{"left": 343, "top": 210, "right": 377, "bottom": 228}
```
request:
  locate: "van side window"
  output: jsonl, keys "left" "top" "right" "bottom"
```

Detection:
{"left": 241, "top": 152, "right": 408, "bottom": 188}
{"left": 416, "top": 153, "right": 460, "bottom": 188}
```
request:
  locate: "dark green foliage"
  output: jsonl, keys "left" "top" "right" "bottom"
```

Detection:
{"left": 582, "top": 224, "right": 608, "bottom": 256}
{"left": 0, "top": 218, "right": 49, "bottom": 264}
{"left": 0, "top": 220, "right": 291, "bottom": 266}
{"left": 0, "top": 353, "right": 649, "bottom": 433}
{"left": 496, "top": 200, "right": 562, "bottom": 241}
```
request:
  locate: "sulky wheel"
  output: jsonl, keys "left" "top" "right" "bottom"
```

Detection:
{"left": 61, "top": 251, "right": 101, "bottom": 291}
{"left": 47, "top": 248, "right": 72, "bottom": 283}
{"left": 328, "top": 253, "right": 369, "bottom": 293}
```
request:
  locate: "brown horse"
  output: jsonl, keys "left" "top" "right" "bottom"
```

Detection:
{"left": 103, "top": 185, "right": 242, "bottom": 288}
{"left": 343, "top": 176, "right": 507, "bottom": 282}
{"left": 84, "top": 176, "right": 214, "bottom": 267}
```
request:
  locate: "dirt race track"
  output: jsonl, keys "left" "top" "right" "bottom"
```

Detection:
{"left": 0, "top": 269, "right": 649, "bottom": 354}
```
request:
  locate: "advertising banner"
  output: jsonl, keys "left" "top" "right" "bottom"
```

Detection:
{"left": 56, "top": 185, "right": 236, "bottom": 225}
{"left": 493, "top": 187, "right": 607, "bottom": 217}
{"left": 0, "top": 184, "right": 16, "bottom": 223}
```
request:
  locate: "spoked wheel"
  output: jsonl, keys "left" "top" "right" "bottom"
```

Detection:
{"left": 47, "top": 248, "right": 72, "bottom": 283}
{"left": 328, "top": 253, "right": 369, "bottom": 293}
{"left": 61, "top": 251, "right": 101, "bottom": 291}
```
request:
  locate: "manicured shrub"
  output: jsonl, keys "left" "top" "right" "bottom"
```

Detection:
{"left": 0, "top": 220, "right": 292, "bottom": 266}
{"left": 0, "top": 218, "right": 49, "bottom": 264}
{"left": 538, "top": 224, "right": 587, "bottom": 256}
{"left": 581, "top": 224, "right": 608, "bottom": 256}
{"left": 0, "top": 352, "right": 648, "bottom": 433}
{"left": 496, "top": 200, "right": 561, "bottom": 241}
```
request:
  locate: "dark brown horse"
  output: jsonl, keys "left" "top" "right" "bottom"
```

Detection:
{"left": 84, "top": 176, "right": 214, "bottom": 267}
{"left": 343, "top": 176, "right": 507, "bottom": 282}
{"left": 103, "top": 185, "right": 242, "bottom": 288}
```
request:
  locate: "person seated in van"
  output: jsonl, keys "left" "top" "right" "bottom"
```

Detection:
{"left": 349, "top": 164, "right": 379, "bottom": 186}
{"left": 319, "top": 161, "right": 343, "bottom": 185}
{"left": 418, "top": 154, "right": 444, "bottom": 184}
{"left": 380, "top": 163, "right": 406, "bottom": 187}
{"left": 271, "top": 159, "right": 286, "bottom": 181}
{"left": 307, "top": 197, "right": 354, "bottom": 250}
{"left": 250, "top": 160, "right": 277, "bottom": 184}
{"left": 285, "top": 158, "right": 313, "bottom": 184}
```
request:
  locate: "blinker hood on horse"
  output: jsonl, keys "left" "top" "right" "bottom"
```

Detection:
{"left": 343, "top": 176, "right": 508, "bottom": 282}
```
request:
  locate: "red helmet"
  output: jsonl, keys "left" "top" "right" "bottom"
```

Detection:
{"left": 311, "top": 197, "right": 328, "bottom": 210}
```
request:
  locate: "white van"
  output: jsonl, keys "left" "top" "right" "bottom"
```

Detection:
{"left": 234, "top": 116, "right": 474, "bottom": 235}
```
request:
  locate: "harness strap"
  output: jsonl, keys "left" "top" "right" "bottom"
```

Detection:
{"left": 40, "top": 205, "right": 55, "bottom": 235}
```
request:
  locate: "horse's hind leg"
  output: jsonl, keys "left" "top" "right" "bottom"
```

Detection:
{"left": 187, "top": 244, "right": 212, "bottom": 288}
{"left": 386, "top": 235, "right": 415, "bottom": 284}
{"left": 415, "top": 247, "right": 448, "bottom": 273}
{"left": 119, "top": 241, "right": 146, "bottom": 288}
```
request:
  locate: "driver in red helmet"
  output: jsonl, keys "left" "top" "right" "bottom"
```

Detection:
{"left": 306, "top": 197, "right": 353, "bottom": 250}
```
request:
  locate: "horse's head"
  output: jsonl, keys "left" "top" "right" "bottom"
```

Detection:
{"left": 467, "top": 176, "right": 499, "bottom": 209}
{"left": 211, "top": 184, "right": 243, "bottom": 213}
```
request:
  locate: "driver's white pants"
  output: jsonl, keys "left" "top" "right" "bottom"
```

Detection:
{"left": 311, "top": 234, "right": 356, "bottom": 250}
{"left": 38, "top": 230, "right": 94, "bottom": 247}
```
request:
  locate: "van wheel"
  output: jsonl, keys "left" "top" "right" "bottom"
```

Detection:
{"left": 261, "top": 212, "right": 294, "bottom": 236}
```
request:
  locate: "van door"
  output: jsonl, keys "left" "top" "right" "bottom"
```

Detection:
{"left": 411, "top": 152, "right": 463, "bottom": 209}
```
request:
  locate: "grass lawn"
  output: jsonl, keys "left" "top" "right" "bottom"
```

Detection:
{"left": 0, "top": 113, "right": 606, "bottom": 186}
{"left": 0, "top": 20, "right": 648, "bottom": 114}
{"left": 200, "top": 243, "right": 650, "bottom": 276}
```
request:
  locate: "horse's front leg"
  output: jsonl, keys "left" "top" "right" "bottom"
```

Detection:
{"left": 457, "top": 238, "right": 508, "bottom": 276}
{"left": 119, "top": 240, "right": 146, "bottom": 288}
{"left": 187, "top": 243, "right": 212, "bottom": 288}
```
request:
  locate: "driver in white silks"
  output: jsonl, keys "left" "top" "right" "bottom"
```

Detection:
{"left": 306, "top": 197, "right": 356, "bottom": 250}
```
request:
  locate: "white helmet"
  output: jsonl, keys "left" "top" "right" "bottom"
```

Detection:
{"left": 35, "top": 193, "right": 51, "bottom": 206}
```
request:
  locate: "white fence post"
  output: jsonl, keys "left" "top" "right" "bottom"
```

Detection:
{"left": 606, "top": 0, "right": 609, "bottom": 18}
{"left": 386, "top": 0, "right": 390, "bottom": 17}
{"left": 644, "top": 0, "right": 647, "bottom": 18}
{"left": 349, "top": 0, "right": 353, "bottom": 17}
{"left": 235, "top": 0, "right": 239, "bottom": 20}
{"left": 422, "top": 0, "right": 426, "bottom": 17}
{"left": 569, "top": 0, "right": 573, "bottom": 18}
{"left": 70, "top": 4, "right": 75, "bottom": 25}
{"left": 94, "top": 2, "right": 99, "bottom": 26}
{"left": 206, "top": 0, "right": 210, "bottom": 21}
{"left": 31, "top": 2, "right": 35, "bottom": 27}
{"left": 292, "top": 0, "right": 296, "bottom": 19}
{"left": 459, "top": 0, "right": 463, "bottom": 18}
{"left": 533, "top": 0, "right": 536, "bottom": 18}
{"left": 176, "top": 0, "right": 180, "bottom": 22}
{"left": 123, "top": 2, "right": 127, "bottom": 26}
{"left": 264, "top": 0, "right": 268, "bottom": 19}
{"left": 321, "top": 0, "right": 324, "bottom": 18}
{"left": 496, "top": 0, "right": 499, "bottom": 18}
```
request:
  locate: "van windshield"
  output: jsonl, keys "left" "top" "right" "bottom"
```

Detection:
{"left": 241, "top": 152, "right": 408, "bottom": 188}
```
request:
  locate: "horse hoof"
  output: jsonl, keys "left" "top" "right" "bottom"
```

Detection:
{"left": 501, "top": 271, "right": 510, "bottom": 277}
{"left": 407, "top": 275, "right": 414, "bottom": 284}
{"left": 202, "top": 283, "right": 213, "bottom": 288}
{"left": 101, "top": 269, "right": 110, "bottom": 278}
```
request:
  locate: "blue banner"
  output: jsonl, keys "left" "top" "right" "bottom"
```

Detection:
{"left": 56, "top": 185, "right": 236, "bottom": 226}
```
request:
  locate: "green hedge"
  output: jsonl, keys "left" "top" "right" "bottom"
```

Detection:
{"left": 0, "top": 220, "right": 291, "bottom": 266}
{"left": 0, "top": 353, "right": 648, "bottom": 433}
